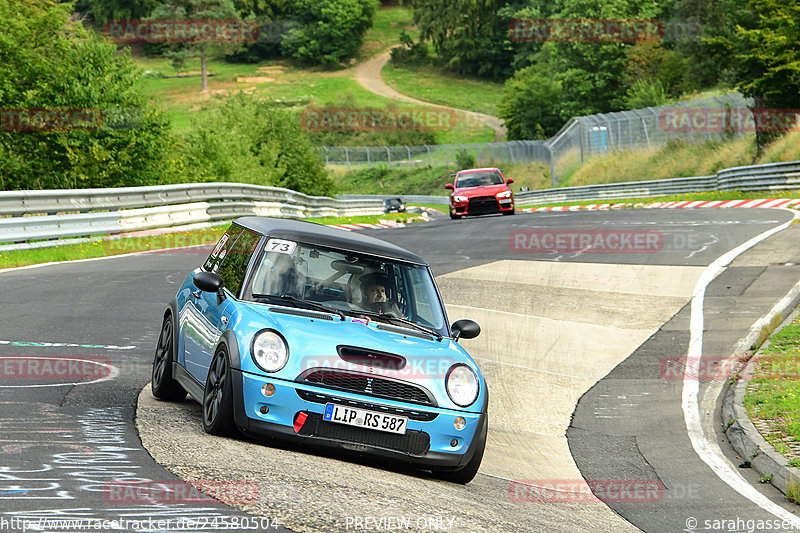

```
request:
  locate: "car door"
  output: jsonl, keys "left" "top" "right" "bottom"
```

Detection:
{"left": 182, "top": 225, "right": 261, "bottom": 383}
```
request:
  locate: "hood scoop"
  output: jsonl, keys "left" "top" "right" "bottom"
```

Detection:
{"left": 269, "top": 307, "right": 334, "bottom": 321}
{"left": 337, "top": 346, "right": 406, "bottom": 371}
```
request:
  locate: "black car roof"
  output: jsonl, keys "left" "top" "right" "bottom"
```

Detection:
{"left": 233, "top": 217, "right": 427, "bottom": 265}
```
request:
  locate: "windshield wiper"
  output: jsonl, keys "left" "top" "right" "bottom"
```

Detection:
{"left": 351, "top": 310, "right": 442, "bottom": 341}
{"left": 253, "top": 294, "right": 345, "bottom": 321}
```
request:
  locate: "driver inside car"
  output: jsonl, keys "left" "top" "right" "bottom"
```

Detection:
{"left": 359, "top": 272, "right": 402, "bottom": 317}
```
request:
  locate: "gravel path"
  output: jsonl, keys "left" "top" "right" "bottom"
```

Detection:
{"left": 353, "top": 50, "right": 507, "bottom": 141}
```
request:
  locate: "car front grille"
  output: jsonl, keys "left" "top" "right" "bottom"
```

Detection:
{"left": 295, "top": 412, "right": 431, "bottom": 456}
{"left": 299, "top": 369, "right": 435, "bottom": 406}
{"left": 467, "top": 195, "right": 500, "bottom": 215}
{"left": 296, "top": 389, "right": 438, "bottom": 421}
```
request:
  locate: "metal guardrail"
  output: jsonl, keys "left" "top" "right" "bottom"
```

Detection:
{"left": 338, "top": 161, "right": 800, "bottom": 207}
{"left": 2, "top": 160, "right": 797, "bottom": 250}
{"left": 0, "top": 183, "right": 383, "bottom": 250}
{"left": 514, "top": 161, "right": 800, "bottom": 206}
{"left": 337, "top": 194, "right": 449, "bottom": 204}
{"left": 514, "top": 161, "right": 800, "bottom": 205}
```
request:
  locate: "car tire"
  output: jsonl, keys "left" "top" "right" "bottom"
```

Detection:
{"left": 202, "top": 346, "right": 238, "bottom": 436}
{"left": 151, "top": 315, "right": 188, "bottom": 402}
{"left": 435, "top": 423, "right": 486, "bottom": 484}
{"left": 503, "top": 209, "right": 515, "bottom": 215}
{"left": 449, "top": 210, "right": 462, "bottom": 220}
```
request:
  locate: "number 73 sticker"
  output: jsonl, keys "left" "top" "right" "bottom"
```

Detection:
{"left": 265, "top": 238, "right": 297, "bottom": 255}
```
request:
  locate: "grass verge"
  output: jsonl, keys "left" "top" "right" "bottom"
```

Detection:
{"left": 744, "top": 312, "right": 800, "bottom": 465}
{"left": 560, "top": 130, "right": 800, "bottom": 188}
{"left": 381, "top": 62, "right": 504, "bottom": 118}
{"left": 358, "top": 6, "right": 418, "bottom": 61}
{"left": 0, "top": 212, "right": 418, "bottom": 270}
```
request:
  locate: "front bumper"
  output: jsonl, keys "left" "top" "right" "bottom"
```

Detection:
{"left": 452, "top": 197, "right": 514, "bottom": 216}
{"left": 231, "top": 369, "right": 486, "bottom": 469}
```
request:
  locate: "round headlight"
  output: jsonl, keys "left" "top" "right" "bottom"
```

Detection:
{"left": 251, "top": 330, "right": 288, "bottom": 372}
{"left": 446, "top": 364, "right": 479, "bottom": 407}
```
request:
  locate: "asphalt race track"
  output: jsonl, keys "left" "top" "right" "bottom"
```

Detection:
{"left": 2, "top": 208, "right": 800, "bottom": 532}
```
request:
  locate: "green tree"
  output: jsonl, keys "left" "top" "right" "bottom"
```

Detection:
{"left": 0, "top": 0, "right": 174, "bottom": 190}
{"left": 70, "top": 0, "right": 159, "bottom": 25}
{"left": 410, "top": 0, "right": 515, "bottom": 80}
{"left": 281, "top": 0, "right": 378, "bottom": 67}
{"left": 147, "top": 0, "right": 245, "bottom": 91}
{"left": 178, "top": 93, "right": 334, "bottom": 195}
{"left": 549, "top": 0, "right": 665, "bottom": 117}
{"left": 724, "top": 0, "right": 800, "bottom": 152}
{"left": 227, "top": 0, "right": 291, "bottom": 62}
{"left": 499, "top": 56, "right": 563, "bottom": 139}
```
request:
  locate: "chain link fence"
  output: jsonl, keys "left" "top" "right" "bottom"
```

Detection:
{"left": 318, "top": 141, "right": 551, "bottom": 171}
{"left": 319, "top": 93, "right": 758, "bottom": 186}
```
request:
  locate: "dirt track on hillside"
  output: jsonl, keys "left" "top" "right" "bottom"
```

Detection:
{"left": 353, "top": 50, "right": 506, "bottom": 141}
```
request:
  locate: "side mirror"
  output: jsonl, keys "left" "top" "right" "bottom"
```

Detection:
{"left": 445, "top": 183, "right": 454, "bottom": 190}
{"left": 506, "top": 178, "right": 514, "bottom": 185}
{"left": 451, "top": 319, "right": 480, "bottom": 341}
{"left": 194, "top": 271, "right": 226, "bottom": 305}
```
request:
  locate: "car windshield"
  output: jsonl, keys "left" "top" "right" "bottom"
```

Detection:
{"left": 455, "top": 171, "right": 504, "bottom": 188}
{"left": 246, "top": 241, "right": 448, "bottom": 337}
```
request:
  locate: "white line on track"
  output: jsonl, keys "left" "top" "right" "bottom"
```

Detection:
{"left": 682, "top": 208, "right": 800, "bottom": 525}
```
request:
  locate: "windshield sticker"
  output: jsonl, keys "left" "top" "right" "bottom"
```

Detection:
{"left": 266, "top": 239, "right": 297, "bottom": 255}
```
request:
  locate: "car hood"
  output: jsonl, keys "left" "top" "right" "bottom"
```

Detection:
{"left": 232, "top": 303, "right": 484, "bottom": 411}
{"left": 240, "top": 304, "right": 476, "bottom": 377}
{"left": 453, "top": 184, "right": 510, "bottom": 197}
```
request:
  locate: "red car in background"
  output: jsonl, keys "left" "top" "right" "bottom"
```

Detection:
{"left": 445, "top": 167, "right": 515, "bottom": 220}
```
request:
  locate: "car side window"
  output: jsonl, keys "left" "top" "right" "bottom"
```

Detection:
{"left": 215, "top": 229, "right": 262, "bottom": 298}
{"left": 204, "top": 225, "right": 244, "bottom": 273}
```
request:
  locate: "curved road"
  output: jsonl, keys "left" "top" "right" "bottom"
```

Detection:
{"left": 3, "top": 209, "right": 800, "bottom": 531}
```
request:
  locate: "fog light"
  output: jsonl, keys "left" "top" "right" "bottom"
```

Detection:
{"left": 260, "top": 405, "right": 269, "bottom": 414}
{"left": 450, "top": 439, "right": 459, "bottom": 447}
{"left": 454, "top": 417, "right": 466, "bottom": 430}
{"left": 261, "top": 383, "right": 276, "bottom": 397}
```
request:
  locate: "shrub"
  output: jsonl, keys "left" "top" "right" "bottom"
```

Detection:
{"left": 177, "top": 93, "right": 334, "bottom": 196}
{"left": 0, "top": 0, "right": 174, "bottom": 190}
{"left": 281, "top": 0, "right": 378, "bottom": 66}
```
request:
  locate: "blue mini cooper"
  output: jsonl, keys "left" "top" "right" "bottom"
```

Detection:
{"left": 151, "top": 217, "right": 486, "bottom": 483}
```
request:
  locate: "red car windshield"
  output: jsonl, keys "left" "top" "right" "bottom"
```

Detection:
{"left": 455, "top": 171, "right": 504, "bottom": 188}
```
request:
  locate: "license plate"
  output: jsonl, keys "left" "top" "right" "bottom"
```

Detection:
{"left": 323, "top": 403, "right": 407, "bottom": 435}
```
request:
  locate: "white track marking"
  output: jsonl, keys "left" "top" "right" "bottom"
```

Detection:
{"left": 0, "top": 357, "right": 119, "bottom": 388}
{"left": 682, "top": 208, "right": 800, "bottom": 524}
